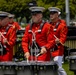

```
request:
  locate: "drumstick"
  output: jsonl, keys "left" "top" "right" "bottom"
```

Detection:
{"left": 26, "top": 58, "right": 29, "bottom": 63}
{"left": 54, "top": 35, "right": 64, "bottom": 46}
{"left": 36, "top": 52, "right": 42, "bottom": 57}
{"left": 0, "top": 32, "right": 9, "bottom": 44}
{"left": 0, "top": 32, "right": 6, "bottom": 39}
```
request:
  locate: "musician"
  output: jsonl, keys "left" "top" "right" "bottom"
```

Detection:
{"left": 22, "top": 6, "right": 55, "bottom": 61}
{"left": 0, "top": 11, "right": 16, "bottom": 61}
{"left": 48, "top": 7, "right": 68, "bottom": 75}
{"left": 8, "top": 14, "right": 21, "bottom": 30}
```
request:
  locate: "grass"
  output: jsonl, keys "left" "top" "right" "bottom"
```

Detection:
{"left": 63, "top": 61, "right": 74, "bottom": 75}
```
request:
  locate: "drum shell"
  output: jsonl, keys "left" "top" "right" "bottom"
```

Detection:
{"left": 36, "top": 61, "right": 58, "bottom": 75}
{"left": 69, "top": 49, "right": 76, "bottom": 71}
{"left": 0, "top": 61, "right": 58, "bottom": 75}
{"left": 0, "top": 62, "right": 16, "bottom": 75}
{"left": 69, "top": 56, "right": 76, "bottom": 71}
{"left": 16, "top": 61, "right": 33, "bottom": 75}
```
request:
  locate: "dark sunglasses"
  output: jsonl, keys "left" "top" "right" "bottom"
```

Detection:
{"left": 50, "top": 11, "right": 58, "bottom": 14}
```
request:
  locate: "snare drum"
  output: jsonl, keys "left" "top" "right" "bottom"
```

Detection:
{"left": 36, "top": 61, "right": 58, "bottom": 75}
{"left": 0, "top": 61, "right": 16, "bottom": 75}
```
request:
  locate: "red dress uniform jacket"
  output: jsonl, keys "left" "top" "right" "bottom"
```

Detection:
{"left": 22, "top": 21, "right": 55, "bottom": 61}
{"left": 50, "top": 19, "right": 68, "bottom": 57}
{"left": 0, "top": 24, "right": 16, "bottom": 61}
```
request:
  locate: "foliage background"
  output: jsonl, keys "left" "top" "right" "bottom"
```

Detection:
{"left": 0, "top": 0, "right": 76, "bottom": 23}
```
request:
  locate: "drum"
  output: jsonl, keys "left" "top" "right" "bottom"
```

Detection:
{"left": 69, "top": 49, "right": 76, "bottom": 71}
{"left": 16, "top": 61, "right": 33, "bottom": 75}
{"left": 0, "top": 61, "right": 58, "bottom": 75}
{"left": 0, "top": 61, "right": 17, "bottom": 75}
{"left": 30, "top": 61, "right": 38, "bottom": 75}
{"left": 69, "top": 56, "right": 76, "bottom": 71}
{"left": 36, "top": 61, "right": 58, "bottom": 75}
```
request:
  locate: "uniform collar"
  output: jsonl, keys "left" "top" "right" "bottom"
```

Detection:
{"left": 33, "top": 20, "right": 42, "bottom": 26}
{"left": 9, "top": 21, "right": 14, "bottom": 24}
{"left": 50, "top": 19, "right": 60, "bottom": 25}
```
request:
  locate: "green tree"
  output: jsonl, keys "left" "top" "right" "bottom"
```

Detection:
{"left": 0, "top": 0, "right": 31, "bottom": 23}
{"left": 36, "top": 0, "right": 76, "bottom": 20}
{"left": 0, "top": 0, "right": 76, "bottom": 22}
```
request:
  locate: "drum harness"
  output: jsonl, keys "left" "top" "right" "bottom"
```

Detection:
{"left": 50, "top": 21, "right": 61, "bottom": 52}
{"left": 0, "top": 25, "right": 11, "bottom": 56}
{"left": 28, "top": 20, "right": 45, "bottom": 61}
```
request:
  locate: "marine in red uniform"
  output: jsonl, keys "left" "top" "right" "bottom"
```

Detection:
{"left": 8, "top": 14, "right": 21, "bottom": 30}
{"left": 48, "top": 7, "right": 68, "bottom": 75}
{"left": 0, "top": 11, "right": 16, "bottom": 61}
{"left": 22, "top": 6, "right": 55, "bottom": 61}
